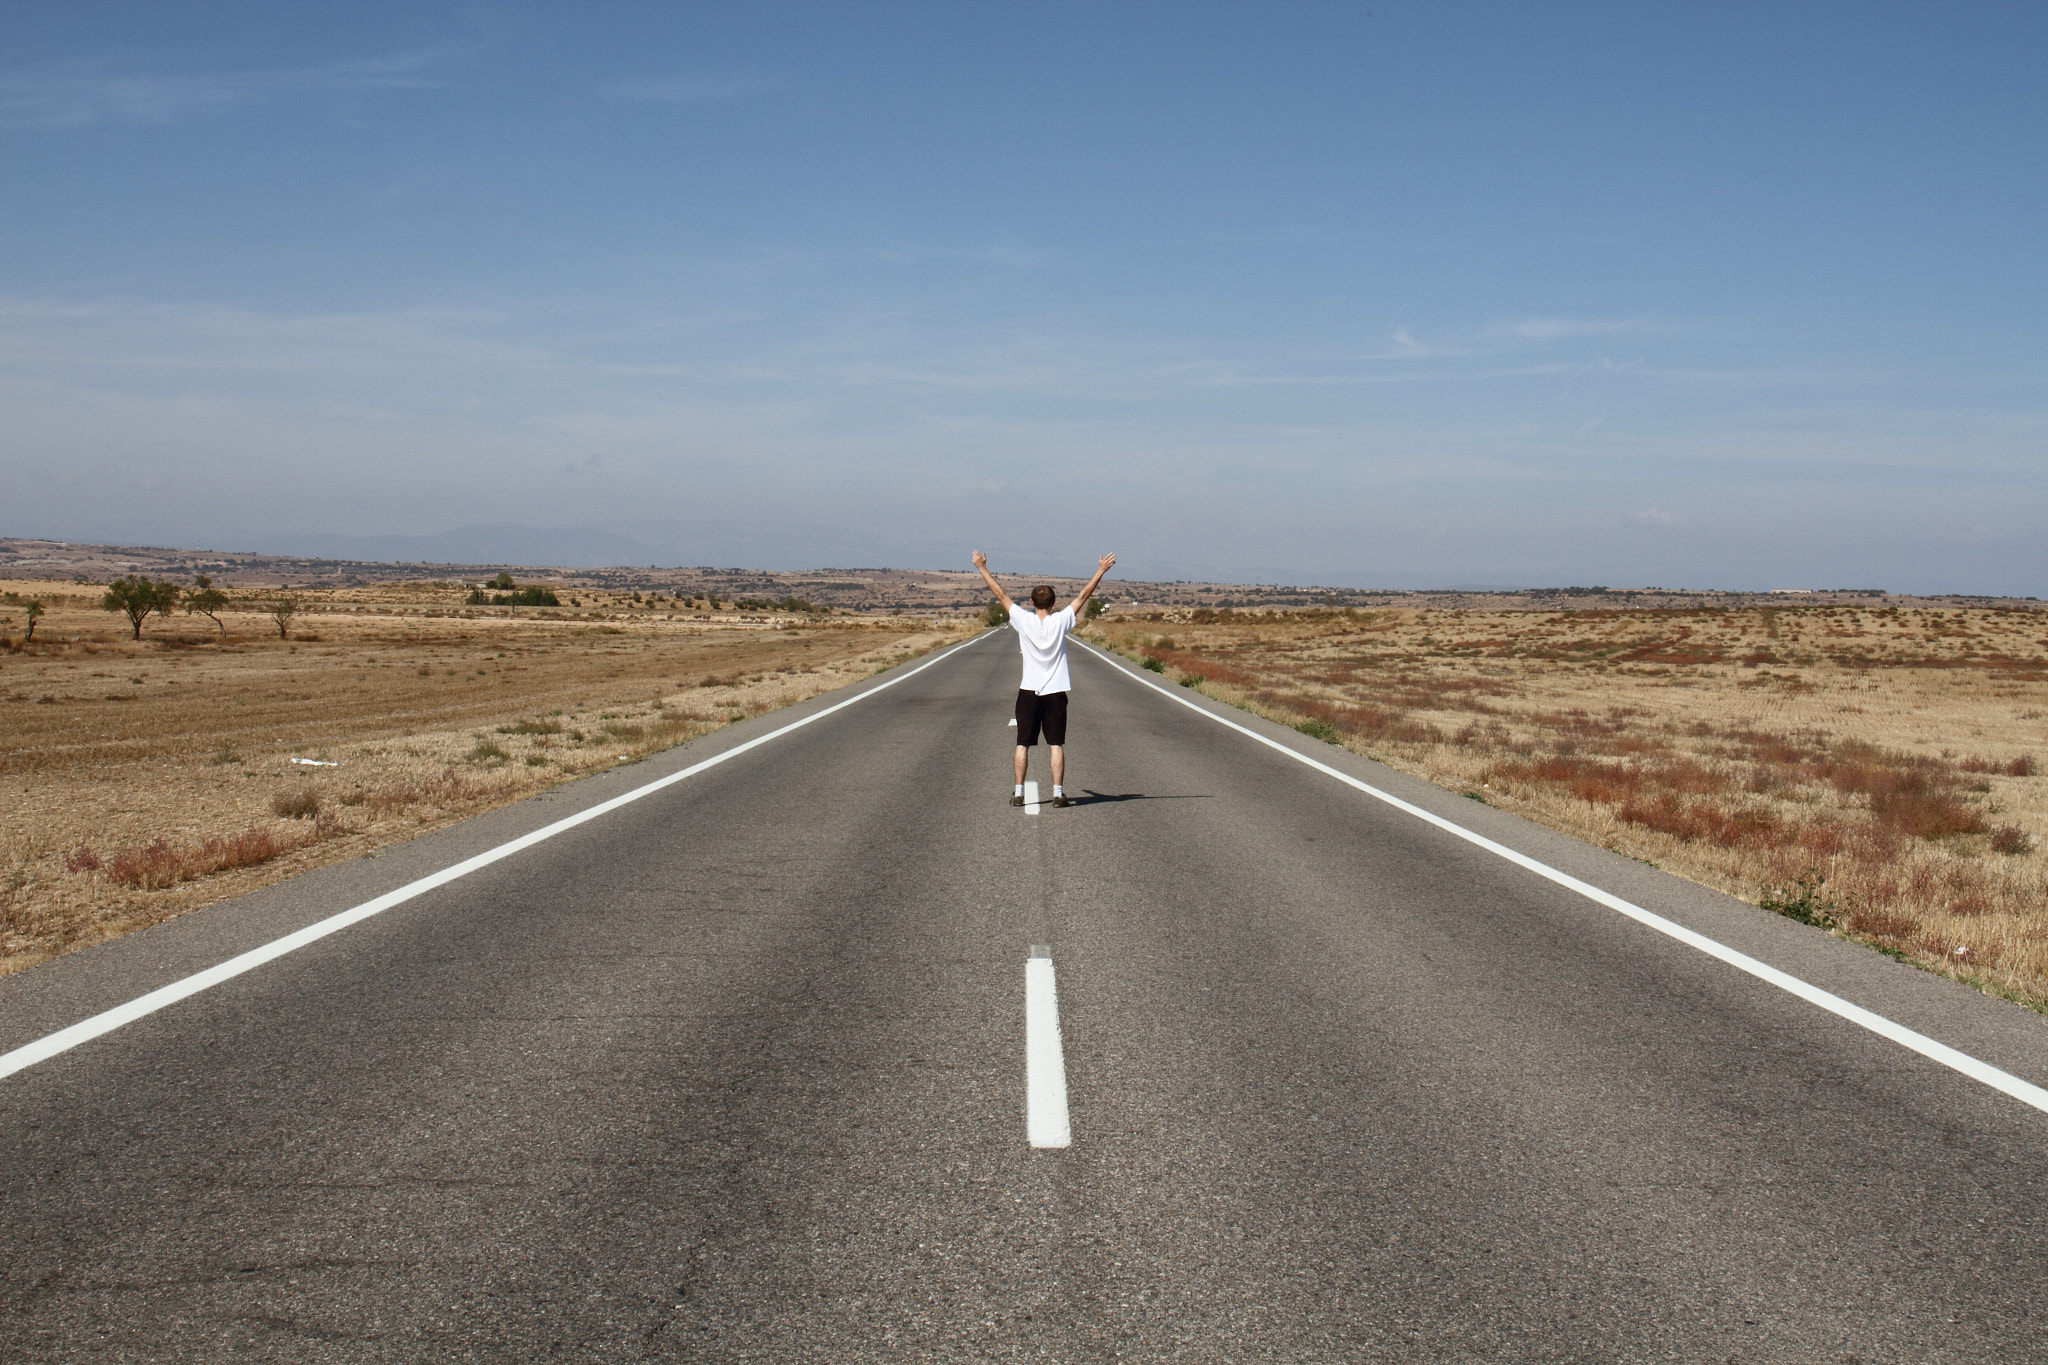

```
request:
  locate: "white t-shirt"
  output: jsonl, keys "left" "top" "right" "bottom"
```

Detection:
{"left": 1010, "top": 604, "right": 1076, "bottom": 695}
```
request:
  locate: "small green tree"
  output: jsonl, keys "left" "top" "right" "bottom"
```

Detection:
{"left": 1084, "top": 597, "right": 1106, "bottom": 621}
{"left": 491, "top": 585, "right": 559, "bottom": 606}
{"left": 184, "top": 574, "right": 230, "bottom": 636}
{"left": 22, "top": 599, "right": 44, "bottom": 642}
{"left": 269, "top": 595, "right": 298, "bottom": 640}
{"left": 102, "top": 575, "right": 180, "bottom": 640}
{"left": 982, "top": 598, "right": 1009, "bottom": 627}
{"left": 488, "top": 571, "right": 516, "bottom": 590}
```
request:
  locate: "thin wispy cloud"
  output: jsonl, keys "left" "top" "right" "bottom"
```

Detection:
{"left": 604, "top": 73, "right": 776, "bottom": 104}
{"left": 0, "top": 49, "right": 456, "bottom": 128}
{"left": 1386, "top": 320, "right": 1640, "bottom": 361}
{"left": 862, "top": 242, "right": 1048, "bottom": 270}
{"left": 1187, "top": 361, "right": 1578, "bottom": 388}
{"left": 1388, "top": 327, "right": 1442, "bottom": 357}
{"left": 1499, "top": 317, "right": 1641, "bottom": 340}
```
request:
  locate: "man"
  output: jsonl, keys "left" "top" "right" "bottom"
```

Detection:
{"left": 972, "top": 550, "right": 1117, "bottom": 809}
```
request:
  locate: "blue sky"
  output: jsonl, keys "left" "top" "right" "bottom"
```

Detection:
{"left": 2, "top": 2, "right": 2042, "bottom": 592}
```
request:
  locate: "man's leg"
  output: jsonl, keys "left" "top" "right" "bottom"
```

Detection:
{"left": 1012, "top": 690, "right": 1039, "bottom": 804}
{"left": 1043, "top": 692, "right": 1073, "bottom": 806}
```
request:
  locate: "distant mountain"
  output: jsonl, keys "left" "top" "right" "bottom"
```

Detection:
{"left": 11, "top": 518, "right": 1538, "bottom": 589}
{"left": 1130, "top": 560, "right": 1534, "bottom": 592}
{"left": 237, "top": 520, "right": 939, "bottom": 571}
{"left": 241, "top": 523, "right": 672, "bottom": 568}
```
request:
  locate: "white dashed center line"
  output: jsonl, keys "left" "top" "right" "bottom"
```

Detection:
{"left": 1023, "top": 780, "right": 1041, "bottom": 814}
{"left": 1025, "top": 945, "right": 1072, "bottom": 1148}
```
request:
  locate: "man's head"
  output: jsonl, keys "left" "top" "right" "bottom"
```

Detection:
{"left": 1030, "top": 584, "right": 1056, "bottom": 611}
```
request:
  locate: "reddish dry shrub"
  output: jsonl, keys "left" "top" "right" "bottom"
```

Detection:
{"left": 1489, "top": 752, "right": 1732, "bottom": 807}
{"left": 1337, "top": 702, "right": 1439, "bottom": 744}
{"left": 1960, "top": 753, "right": 2036, "bottom": 777}
{"left": 1599, "top": 732, "right": 1673, "bottom": 758}
{"left": 1656, "top": 757, "right": 1727, "bottom": 795}
{"left": 1818, "top": 745, "right": 1935, "bottom": 798}
{"left": 1494, "top": 755, "right": 1641, "bottom": 804}
{"left": 1452, "top": 720, "right": 1511, "bottom": 749}
{"left": 104, "top": 825, "right": 303, "bottom": 889}
{"left": 1794, "top": 820, "right": 1849, "bottom": 856}
{"left": 1989, "top": 824, "right": 2035, "bottom": 855}
{"left": 1619, "top": 795, "right": 1780, "bottom": 848}
{"left": 1871, "top": 790, "right": 1987, "bottom": 839}
{"left": 1722, "top": 728, "right": 1814, "bottom": 767}
{"left": 1617, "top": 793, "right": 1689, "bottom": 837}
{"left": 105, "top": 840, "right": 186, "bottom": 890}
{"left": 1847, "top": 906, "right": 1917, "bottom": 939}
{"left": 64, "top": 845, "right": 102, "bottom": 874}
{"left": 271, "top": 786, "right": 322, "bottom": 819}
{"left": 195, "top": 827, "right": 289, "bottom": 876}
{"left": 1161, "top": 655, "right": 1255, "bottom": 689}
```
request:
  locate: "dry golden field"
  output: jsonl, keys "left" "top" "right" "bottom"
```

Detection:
{"left": 1103, "top": 604, "right": 2048, "bottom": 1008}
{"left": 0, "top": 578, "right": 968, "bottom": 974}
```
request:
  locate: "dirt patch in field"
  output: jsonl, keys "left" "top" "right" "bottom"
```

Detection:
{"left": 0, "top": 579, "right": 969, "bottom": 973}
{"left": 1102, "top": 603, "right": 2048, "bottom": 1008}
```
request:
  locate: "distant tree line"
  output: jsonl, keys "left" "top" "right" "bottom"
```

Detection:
{"left": 466, "top": 573, "right": 561, "bottom": 607}
{"left": 96, "top": 574, "right": 298, "bottom": 640}
{"left": 735, "top": 596, "right": 820, "bottom": 614}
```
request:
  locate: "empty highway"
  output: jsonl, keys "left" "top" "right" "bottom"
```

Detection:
{"left": 4, "top": 632, "right": 2047, "bottom": 1362}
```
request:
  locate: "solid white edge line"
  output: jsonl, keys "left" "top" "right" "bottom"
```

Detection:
{"left": 1023, "top": 780, "right": 1041, "bottom": 815}
{"left": 1025, "top": 952, "right": 1072, "bottom": 1148}
{"left": 1076, "top": 639, "right": 2048, "bottom": 1117}
{"left": 0, "top": 632, "right": 998, "bottom": 1082}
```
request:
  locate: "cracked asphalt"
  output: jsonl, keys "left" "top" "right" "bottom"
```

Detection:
{"left": 4, "top": 632, "right": 2047, "bottom": 1362}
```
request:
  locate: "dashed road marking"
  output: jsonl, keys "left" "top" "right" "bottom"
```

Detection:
{"left": 1026, "top": 945, "right": 1072, "bottom": 1148}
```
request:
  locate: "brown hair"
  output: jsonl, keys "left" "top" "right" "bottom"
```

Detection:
{"left": 1030, "top": 584, "right": 1056, "bottom": 610}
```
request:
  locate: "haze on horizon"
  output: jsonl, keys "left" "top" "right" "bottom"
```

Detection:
{"left": 1, "top": 2, "right": 2042, "bottom": 595}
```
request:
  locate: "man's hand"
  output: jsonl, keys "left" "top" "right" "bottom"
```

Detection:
{"left": 1071, "top": 551, "right": 1118, "bottom": 619}
{"left": 972, "top": 550, "right": 1012, "bottom": 609}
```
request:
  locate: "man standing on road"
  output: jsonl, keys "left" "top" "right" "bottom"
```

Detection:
{"left": 972, "top": 550, "right": 1117, "bottom": 809}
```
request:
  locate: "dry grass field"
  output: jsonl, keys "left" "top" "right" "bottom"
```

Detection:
{"left": 0, "top": 578, "right": 968, "bottom": 974}
{"left": 1102, "top": 604, "right": 2048, "bottom": 1009}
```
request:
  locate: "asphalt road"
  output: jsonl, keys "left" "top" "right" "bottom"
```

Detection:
{"left": 5, "top": 631, "right": 2048, "bottom": 1363}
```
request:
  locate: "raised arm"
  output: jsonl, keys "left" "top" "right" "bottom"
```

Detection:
{"left": 971, "top": 550, "right": 1014, "bottom": 612}
{"left": 1069, "top": 553, "right": 1117, "bottom": 617}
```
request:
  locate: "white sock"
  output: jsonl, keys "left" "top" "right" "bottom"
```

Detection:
{"left": 1015, "top": 783, "right": 1025, "bottom": 796}
{"left": 1053, "top": 785, "right": 1064, "bottom": 796}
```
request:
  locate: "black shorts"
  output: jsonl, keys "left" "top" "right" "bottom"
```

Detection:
{"left": 1015, "top": 689, "right": 1069, "bottom": 746}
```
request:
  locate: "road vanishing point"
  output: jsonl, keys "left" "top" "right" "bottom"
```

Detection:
{"left": 5, "top": 632, "right": 2047, "bottom": 1362}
